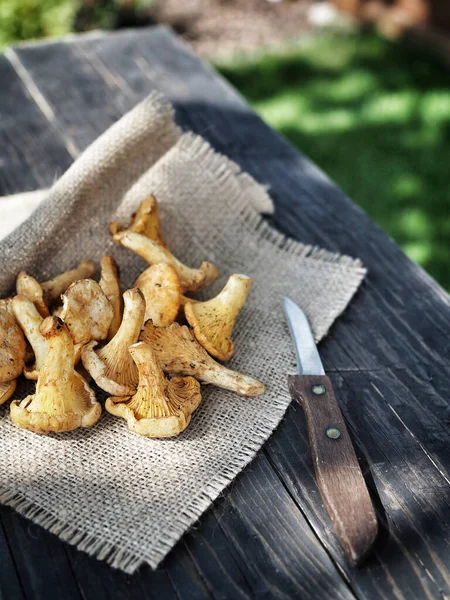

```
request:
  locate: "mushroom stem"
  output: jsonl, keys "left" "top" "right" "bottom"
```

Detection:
{"left": 31, "top": 318, "right": 75, "bottom": 414}
{"left": 193, "top": 363, "right": 263, "bottom": 397}
{"left": 105, "top": 341, "right": 201, "bottom": 437}
{"left": 0, "top": 307, "right": 26, "bottom": 383}
{"left": 114, "top": 231, "right": 218, "bottom": 293}
{"left": 127, "top": 343, "right": 172, "bottom": 419}
{"left": 140, "top": 322, "right": 265, "bottom": 397}
{"left": 99, "top": 255, "right": 123, "bottom": 339}
{"left": 41, "top": 260, "right": 96, "bottom": 305}
{"left": 10, "top": 316, "right": 101, "bottom": 433}
{"left": 82, "top": 288, "right": 146, "bottom": 395}
{"left": 98, "top": 288, "right": 145, "bottom": 367}
{"left": 12, "top": 295, "right": 48, "bottom": 379}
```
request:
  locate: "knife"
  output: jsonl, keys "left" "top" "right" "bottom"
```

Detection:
{"left": 283, "top": 297, "right": 378, "bottom": 566}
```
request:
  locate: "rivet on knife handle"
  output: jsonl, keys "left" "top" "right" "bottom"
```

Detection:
{"left": 288, "top": 374, "right": 378, "bottom": 566}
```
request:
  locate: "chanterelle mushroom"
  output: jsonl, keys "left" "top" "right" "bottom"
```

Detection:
{"left": 110, "top": 196, "right": 218, "bottom": 293}
{"left": 12, "top": 295, "right": 48, "bottom": 380}
{"left": 10, "top": 317, "right": 101, "bottom": 434}
{"left": 61, "top": 279, "right": 113, "bottom": 349}
{"left": 82, "top": 288, "right": 146, "bottom": 396}
{"left": 16, "top": 271, "right": 49, "bottom": 318}
{"left": 15, "top": 261, "right": 97, "bottom": 318}
{"left": 99, "top": 255, "right": 123, "bottom": 339}
{"left": 106, "top": 341, "right": 201, "bottom": 438}
{"left": 0, "top": 308, "right": 26, "bottom": 386}
{"left": 41, "top": 259, "right": 96, "bottom": 306}
{"left": 0, "top": 380, "right": 16, "bottom": 406}
{"left": 0, "top": 298, "right": 14, "bottom": 315}
{"left": 185, "top": 274, "right": 252, "bottom": 361}
{"left": 111, "top": 195, "right": 165, "bottom": 245}
{"left": 134, "top": 264, "right": 180, "bottom": 327}
{"left": 140, "top": 321, "right": 265, "bottom": 397}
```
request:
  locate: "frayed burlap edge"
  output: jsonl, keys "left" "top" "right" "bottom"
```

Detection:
{"left": 0, "top": 96, "right": 366, "bottom": 573}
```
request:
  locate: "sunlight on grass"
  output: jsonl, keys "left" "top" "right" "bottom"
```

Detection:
{"left": 391, "top": 174, "right": 423, "bottom": 199}
{"left": 403, "top": 242, "right": 433, "bottom": 264}
{"left": 0, "top": 0, "right": 76, "bottom": 47}
{"left": 362, "top": 92, "right": 418, "bottom": 123}
{"left": 312, "top": 69, "right": 378, "bottom": 102}
{"left": 215, "top": 31, "right": 450, "bottom": 290}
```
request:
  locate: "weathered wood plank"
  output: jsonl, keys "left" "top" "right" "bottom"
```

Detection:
{"left": 0, "top": 505, "right": 83, "bottom": 600}
{"left": 0, "top": 513, "right": 25, "bottom": 600}
{"left": 65, "top": 530, "right": 212, "bottom": 600}
{"left": 236, "top": 155, "right": 450, "bottom": 598}
{"left": 180, "top": 453, "right": 357, "bottom": 599}
{"left": 4, "top": 26, "right": 361, "bottom": 600}
{"left": 163, "top": 543, "right": 213, "bottom": 600}
{"left": 240, "top": 156, "right": 450, "bottom": 470}
{"left": 181, "top": 512, "right": 255, "bottom": 600}
{"left": 11, "top": 27, "right": 292, "bottom": 158}
{"left": 264, "top": 374, "right": 450, "bottom": 599}
{"left": 2, "top": 25, "right": 449, "bottom": 600}
{"left": 1, "top": 27, "right": 356, "bottom": 600}
{"left": 209, "top": 453, "right": 355, "bottom": 600}
{"left": 63, "top": 543, "right": 179, "bottom": 600}
{"left": 0, "top": 55, "right": 73, "bottom": 196}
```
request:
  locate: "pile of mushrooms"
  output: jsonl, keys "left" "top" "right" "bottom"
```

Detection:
{"left": 0, "top": 194, "right": 265, "bottom": 438}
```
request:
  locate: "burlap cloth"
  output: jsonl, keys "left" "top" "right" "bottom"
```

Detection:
{"left": 0, "top": 94, "right": 366, "bottom": 573}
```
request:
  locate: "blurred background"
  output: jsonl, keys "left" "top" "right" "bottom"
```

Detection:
{"left": 0, "top": 0, "right": 449, "bottom": 289}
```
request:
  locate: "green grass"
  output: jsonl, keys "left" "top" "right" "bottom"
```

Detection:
{"left": 215, "top": 32, "right": 450, "bottom": 290}
{"left": 0, "top": 0, "right": 154, "bottom": 48}
{"left": 0, "top": 0, "right": 77, "bottom": 47}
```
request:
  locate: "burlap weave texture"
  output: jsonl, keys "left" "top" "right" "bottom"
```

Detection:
{"left": 0, "top": 94, "right": 366, "bottom": 572}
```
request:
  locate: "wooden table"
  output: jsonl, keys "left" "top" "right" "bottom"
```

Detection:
{"left": 1, "top": 25, "right": 449, "bottom": 600}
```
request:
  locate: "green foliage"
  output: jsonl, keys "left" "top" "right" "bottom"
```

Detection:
{"left": 216, "top": 32, "right": 450, "bottom": 290}
{"left": 0, "top": 0, "right": 77, "bottom": 47}
{"left": 0, "top": 0, "right": 156, "bottom": 47}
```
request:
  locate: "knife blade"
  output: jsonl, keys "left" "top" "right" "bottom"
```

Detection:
{"left": 283, "top": 297, "right": 378, "bottom": 566}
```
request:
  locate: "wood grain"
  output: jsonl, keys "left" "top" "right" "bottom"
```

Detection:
{"left": 0, "top": 55, "right": 73, "bottom": 196}
{"left": 0, "top": 25, "right": 449, "bottom": 600}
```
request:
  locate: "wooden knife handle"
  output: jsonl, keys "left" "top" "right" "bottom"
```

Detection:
{"left": 288, "top": 374, "right": 378, "bottom": 566}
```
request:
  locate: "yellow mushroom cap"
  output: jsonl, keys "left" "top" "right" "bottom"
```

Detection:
{"left": 16, "top": 271, "right": 49, "bottom": 318}
{"left": 134, "top": 263, "right": 180, "bottom": 327}
{"left": 140, "top": 321, "right": 265, "bottom": 397}
{"left": 15, "top": 262, "right": 97, "bottom": 319}
{"left": 0, "top": 308, "right": 26, "bottom": 384}
{"left": 10, "top": 317, "right": 101, "bottom": 434}
{"left": 105, "top": 341, "right": 201, "bottom": 438}
{"left": 61, "top": 279, "right": 113, "bottom": 346}
{"left": 110, "top": 195, "right": 218, "bottom": 293}
{"left": 0, "top": 380, "right": 16, "bottom": 406}
{"left": 185, "top": 274, "right": 252, "bottom": 361}
{"left": 111, "top": 194, "right": 165, "bottom": 245}
{"left": 41, "top": 260, "right": 96, "bottom": 306}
